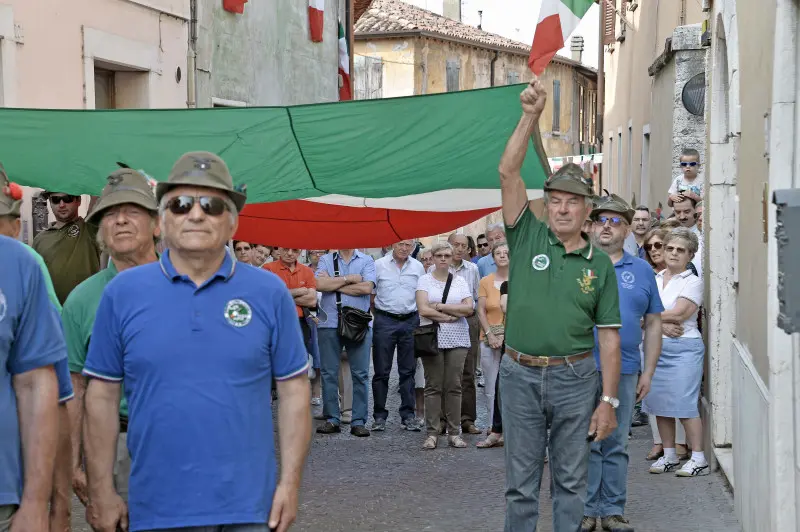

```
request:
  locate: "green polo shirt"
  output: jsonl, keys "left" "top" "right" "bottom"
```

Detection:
{"left": 505, "top": 207, "right": 621, "bottom": 356}
{"left": 33, "top": 218, "right": 101, "bottom": 305}
{"left": 62, "top": 259, "right": 128, "bottom": 416}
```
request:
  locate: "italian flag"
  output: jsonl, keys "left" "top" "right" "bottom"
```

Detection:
{"left": 338, "top": 22, "right": 352, "bottom": 101}
{"left": 529, "top": 0, "right": 594, "bottom": 74}
{"left": 309, "top": 0, "right": 324, "bottom": 42}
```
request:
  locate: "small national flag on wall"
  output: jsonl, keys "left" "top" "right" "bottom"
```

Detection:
{"left": 309, "top": 0, "right": 324, "bottom": 42}
{"left": 529, "top": 0, "right": 594, "bottom": 74}
{"left": 338, "top": 22, "right": 352, "bottom": 100}
{"left": 223, "top": 0, "right": 248, "bottom": 14}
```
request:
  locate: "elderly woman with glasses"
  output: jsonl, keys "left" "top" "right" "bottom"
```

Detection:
{"left": 642, "top": 228, "right": 708, "bottom": 477}
{"left": 416, "top": 242, "right": 474, "bottom": 450}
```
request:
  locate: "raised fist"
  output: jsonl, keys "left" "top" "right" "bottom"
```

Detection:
{"left": 520, "top": 79, "right": 547, "bottom": 117}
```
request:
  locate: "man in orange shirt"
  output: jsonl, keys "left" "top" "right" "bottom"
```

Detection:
{"left": 264, "top": 247, "right": 318, "bottom": 322}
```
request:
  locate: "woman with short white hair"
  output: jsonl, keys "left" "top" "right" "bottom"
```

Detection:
{"left": 416, "top": 242, "right": 474, "bottom": 449}
{"left": 643, "top": 228, "right": 708, "bottom": 477}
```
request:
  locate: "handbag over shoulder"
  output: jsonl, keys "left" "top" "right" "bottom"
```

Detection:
{"left": 413, "top": 273, "right": 453, "bottom": 358}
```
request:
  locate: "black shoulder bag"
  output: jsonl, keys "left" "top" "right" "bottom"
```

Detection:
{"left": 413, "top": 273, "right": 453, "bottom": 358}
{"left": 333, "top": 253, "right": 373, "bottom": 343}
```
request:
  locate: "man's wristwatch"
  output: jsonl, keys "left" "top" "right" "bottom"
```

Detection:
{"left": 600, "top": 395, "right": 620, "bottom": 409}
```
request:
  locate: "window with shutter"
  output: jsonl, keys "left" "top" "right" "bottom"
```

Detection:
{"left": 552, "top": 79, "right": 561, "bottom": 132}
{"left": 446, "top": 59, "right": 460, "bottom": 92}
{"left": 354, "top": 56, "right": 383, "bottom": 100}
{"left": 507, "top": 71, "right": 520, "bottom": 85}
{"left": 602, "top": 0, "right": 616, "bottom": 45}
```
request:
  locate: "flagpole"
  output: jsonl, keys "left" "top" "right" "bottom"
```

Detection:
{"left": 596, "top": 0, "right": 605, "bottom": 191}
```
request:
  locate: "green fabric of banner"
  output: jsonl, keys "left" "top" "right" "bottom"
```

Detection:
{"left": 0, "top": 84, "right": 549, "bottom": 203}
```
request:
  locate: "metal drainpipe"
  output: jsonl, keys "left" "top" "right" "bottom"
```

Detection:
{"left": 187, "top": 0, "right": 198, "bottom": 108}
{"left": 490, "top": 50, "right": 499, "bottom": 87}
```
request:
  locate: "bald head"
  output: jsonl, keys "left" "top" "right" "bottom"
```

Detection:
{"left": 447, "top": 233, "right": 469, "bottom": 262}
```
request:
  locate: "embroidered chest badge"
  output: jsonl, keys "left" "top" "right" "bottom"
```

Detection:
{"left": 620, "top": 271, "right": 635, "bottom": 289}
{"left": 578, "top": 268, "right": 597, "bottom": 294}
{"left": 224, "top": 299, "right": 252, "bottom": 327}
{"left": 67, "top": 224, "right": 80, "bottom": 238}
{"left": 532, "top": 254, "right": 550, "bottom": 271}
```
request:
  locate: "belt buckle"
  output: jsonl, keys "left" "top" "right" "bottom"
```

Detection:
{"left": 531, "top": 356, "right": 549, "bottom": 367}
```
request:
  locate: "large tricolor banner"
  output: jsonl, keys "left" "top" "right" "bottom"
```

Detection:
{"left": 0, "top": 84, "right": 551, "bottom": 248}
{"left": 529, "top": 0, "right": 594, "bottom": 74}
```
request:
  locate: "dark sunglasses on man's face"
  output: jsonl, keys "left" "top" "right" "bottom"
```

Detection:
{"left": 594, "top": 215, "right": 624, "bottom": 227}
{"left": 166, "top": 195, "right": 228, "bottom": 217}
{"left": 644, "top": 242, "right": 663, "bottom": 251}
{"left": 477, "top": 242, "right": 489, "bottom": 248}
{"left": 50, "top": 195, "right": 76, "bottom": 205}
{"left": 680, "top": 161, "right": 699, "bottom": 167}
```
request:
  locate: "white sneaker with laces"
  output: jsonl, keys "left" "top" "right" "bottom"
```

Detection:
{"left": 676, "top": 458, "right": 710, "bottom": 477}
{"left": 649, "top": 456, "right": 681, "bottom": 474}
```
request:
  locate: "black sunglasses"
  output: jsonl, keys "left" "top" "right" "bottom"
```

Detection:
{"left": 49, "top": 195, "right": 76, "bottom": 205}
{"left": 165, "top": 195, "right": 228, "bottom": 217}
{"left": 477, "top": 242, "right": 490, "bottom": 248}
{"left": 680, "top": 162, "right": 699, "bottom": 167}
{"left": 644, "top": 242, "right": 663, "bottom": 251}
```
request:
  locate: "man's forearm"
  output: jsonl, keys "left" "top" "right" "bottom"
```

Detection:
{"left": 83, "top": 381, "right": 121, "bottom": 497}
{"left": 315, "top": 277, "right": 348, "bottom": 292}
{"left": 14, "top": 366, "right": 59, "bottom": 507}
{"left": 499, "top": 114, "right": 538, "bottom": 180}
{"left": 275, "top": 377, "right": 312, "bottom": 488}
{"left": 597, "top": 329, "right": 621, "bottom": 397}
{"left": 69, "top": 373, "right": 87, "bottom": 470}
{"left": 52, "top": 406, "right": 73, "bottom": 514}
{"left": 293, "top": 292, "right": 318, "bottom": 308}
{"left": 642, "top": 316, "right": 663, "bottom": 377}
{"left": 338, "top": 282, "right": 373, "bottom": 296}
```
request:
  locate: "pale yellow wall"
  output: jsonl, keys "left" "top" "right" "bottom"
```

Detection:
{"left": 603, "top": 0, "right": 704, "bottom": 207}
{"left": 734, "top": 0, "right": 774, "bottom": 381}
{"left": 354, "top": 38, "right": 416, "bottom": 98}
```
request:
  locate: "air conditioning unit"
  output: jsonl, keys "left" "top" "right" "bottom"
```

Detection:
{"left": 628, "top": 1, "right": 638, "bottom": 12}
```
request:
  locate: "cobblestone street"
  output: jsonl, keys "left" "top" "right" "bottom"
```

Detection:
{"left": 72, "top": 364, "right": 740, "bottom": 532}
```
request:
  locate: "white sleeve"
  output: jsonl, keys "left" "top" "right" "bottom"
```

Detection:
{"left": 668, "top": 178, "right": 679, "bottom": 195}
{"left": 416, "top": 274, "right": 430, "bottom": 293}
{"left": 679, "top": 276, "right": 704, "bottom": 307}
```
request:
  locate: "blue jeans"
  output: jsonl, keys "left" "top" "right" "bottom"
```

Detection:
{"left": 500, "top": 354, "right": 599, "bottom": 532}
{"left": 371, "top": 312, "right": 418, "bottom": 422}
{"left": 305, "top": 316, "right": 321, "bottom": 369}
{"left": 585, "top": 373, "right": 638, "bottom": 518}
{"left": 139, "top": 525, "right": 270, "bottom": 532}
{"left": 318, "top": 327, "right": 372, "bottom": 427}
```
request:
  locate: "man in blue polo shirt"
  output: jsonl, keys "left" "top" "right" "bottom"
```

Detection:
{"left": 82, "top": 152, "right": 312, "bottom": 532}
{"left": 583, "top": 196, "right": 664, "bottom": 532}
{"left": 0, "top": 236, "right": 65, "bottom": 532}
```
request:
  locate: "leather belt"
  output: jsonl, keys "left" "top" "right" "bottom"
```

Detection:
{"left": 374, "top": 308, "right": 416, "bottom": 321}
{"left": 506, "top": 347, "right": 592, "bottom": 368}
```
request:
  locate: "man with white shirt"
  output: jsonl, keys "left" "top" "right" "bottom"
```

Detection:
{"left": 371, "top": 240, "right": 426, "bottom": 431}
{"left": 672, "top": 198, "right": 703, "bottom": 279}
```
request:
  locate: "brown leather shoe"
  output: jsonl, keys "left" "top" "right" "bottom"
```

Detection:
{"left": 350, "top": 425, "right": 370, "bottom": 437}
{"left": 462, "top": 423, "right": 482, "bottom": 435}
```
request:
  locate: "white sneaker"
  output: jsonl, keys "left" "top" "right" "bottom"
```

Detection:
{"left": 649, "top": 456, "right": 681, "bottom": 474}
{"left": 676, "top": 458, "right": 710, "bottom": 477}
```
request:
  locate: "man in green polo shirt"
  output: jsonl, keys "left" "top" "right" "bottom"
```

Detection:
{"left": 62, "top": 168, "right": 159, "bottom": 506}
{"left": 498, "top": 80, "right": 622, "bottom": 532}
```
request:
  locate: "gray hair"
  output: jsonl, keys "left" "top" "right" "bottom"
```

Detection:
{"left": 158, "top": 193, "right": 238, "bottom": 226}
{"left": 543, "top": 190, "right": 594, "bottom": 208}
{"left": 95, "top": 211, "right": 159, "bottom": 252}
{"left": 430, "top": 241, "right": 454, "bottom": 256}
{"left": 491, "top": 240, "right": 509, "bottom": 257}
{"left": 664, "top": 227, "right": 699, "bottom": 255}
{"left": 486, "top": 223, "right": 505, "bottom": 235}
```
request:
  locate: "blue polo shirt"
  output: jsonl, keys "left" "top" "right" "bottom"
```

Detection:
{"left": 477, "top": 254, "right": 497, "bottom": 278}
{"left": 83, "top": 250, "right": 308, "bottom": 531}
{"left": 593, "top": 252, "right": 664, "bottom": 375}
{"left": 316, "top": 251, "right": 376, "bottom": 329}
{"left": 0, "top": 236, "right": 68, "bottom": 506}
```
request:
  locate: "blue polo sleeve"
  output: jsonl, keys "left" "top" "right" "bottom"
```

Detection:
{"left": 83, "top": 289, "right": 124, "bottom": 382}
{"left": 271, "top": 287, "right": 310, "bottom": 381}
{"left": 55, "top": 358, "right": 74, "bottom": 403}
{"left": 361, "top": 255, "right": 377, "bottom": 286}
{"left": 8, "top": 258, "right": 67, "bottom": 376}
{"left": 315, "top": 255, "right": 333, "bottom": 278}
{"left": 644, "top": 267, "right": 665, "bottom": 314}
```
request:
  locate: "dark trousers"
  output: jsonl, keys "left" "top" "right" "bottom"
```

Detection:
{"left": 492, "top": 367, "right": 503, "bottom": 433}
{"left": 371, "top": 312, "right": 419, "bottom": 422}
{"left": 460, "top": 314, "right": 481, "bottom": 425}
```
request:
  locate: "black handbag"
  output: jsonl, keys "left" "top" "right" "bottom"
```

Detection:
{"left": 333, "top": 254, "right": 373, "bottom": 343}
{"left": 414, "top": 273, "right": 453, "bottom": 358}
